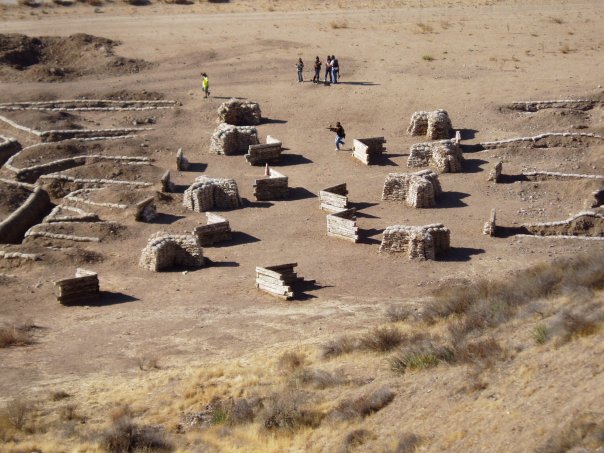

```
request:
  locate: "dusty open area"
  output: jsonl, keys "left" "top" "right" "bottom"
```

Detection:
{"left": 0, "top": 0, "right": 603, "bottom": 451}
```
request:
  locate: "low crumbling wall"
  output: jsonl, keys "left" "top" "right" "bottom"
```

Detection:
{"left": 488, "top": 161, "right": 503, "bottom": 182}
{"left": 382, "top": 170, "right": 442, "bottom": 208}
{"left": 0, "top": 99, "right": 177, "bottom": 112}
{"left": 522, "top": 171, "right": 604, "bottom": 182}
{"left": 254, "top": 168, "right": 288, "bottom": 201}
{"left": 0, "top": 135, "right": 21, "bottom": 167}
{"left": 407, "top": 110, "right": 452, "bottom": 140}
{"left": 407, "top": 131, "right": 462, "bottom": 173}
{"left": 380, "top": 224, "right": 450, "bottom": 259}
{"left": 176, "top": 148, "right": 189, "bottom": 171}
{"left": 506, "top": 99, "right": 598, "bottom": 112}
{"left": 210, "top": 123, "right": 259, "bottom": 155}
{"left": 217, "top": 99, "right": 262, "bottom": 125}
{"left": 193, "top": 212, "right": 232, "bottom": 246}
{"left": 43, "top": 205, "right": 99, "bottom": 223}
{"left": 139, "top": 233, "right": 205, "bottom": 271}
{"left": 183, "top": 176, "right": 241, "bottom": 212}
{"left": 40, "top": 174, "right": 152, "bottom": 198}
{"left": 54, "top": 268, "right": 99, "bottom": 305}
{"left": 319, "top": 183, "right": 348, "bottom": 212}
{"left": 0, "top": 185, "right": 52, "bottom": 244}
{"left": 134, "top": 197, "right": 157, "bottom": 222}
{"left": 352, "top": 137, "right": 386, "bottom": 165}
{"left": 524, "top": 211, "right": 604, "bottom": 237}
{"left": 326, "top": 208, "right": 358, "bottom": 242}
{"left": 480, "top": 132, "right": 604, "bottom": 149}
{"left": 255, "top": 263, "right": 302, "bottom": 300}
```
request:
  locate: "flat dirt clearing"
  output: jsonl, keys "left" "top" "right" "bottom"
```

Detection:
{"left": 0, "top": 0, "right": 602, "bottom": 417}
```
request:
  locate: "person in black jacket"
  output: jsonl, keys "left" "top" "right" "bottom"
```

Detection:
{"left": 328, "top": 122, "right": 346, "bottom": 150}
{"left": 312, "top": 56, "right": 322, "bottom": 83}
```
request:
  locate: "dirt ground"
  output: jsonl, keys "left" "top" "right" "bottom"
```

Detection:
{"left": 0, "top": 0, "right": 603, "bottom": 449}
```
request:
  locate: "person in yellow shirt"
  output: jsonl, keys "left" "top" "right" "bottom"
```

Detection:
{"left": 201, "top": 73, "right": 210, "bottom": 98}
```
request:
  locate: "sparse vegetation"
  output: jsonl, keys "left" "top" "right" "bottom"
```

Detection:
{"left": 536, "top": 413, "right": 604, "bottom": 453}
{"left": 321, "top": 334, "right": 358, "bottom": 359}
{"left": 533, "top": 324, "right": 549, "bottom": 344}
{"left": 260, "top": 389, "right": 324, "bottom": 432}
{"left": 386, "top": 304, "right": 414, "bottom": 322}
{"left": 414, "top": 22, "right": 434, "bottom": 34}
{"left": 332, "top": 387, "right": 395, "bottom": 421}
{"left": 393, "top": 433, "right": 423, "bottom": 453}
{"left": 341, "top": 428, "right": 375, "bottom": 452}
{"left": 101, "top": 411, "right": 173, "bottom": 452}
{"left": 422, "top": 55, "right": 435, "bottom": 61}
{"left": 331, "top": 20, "right": 349, "bottom": 29}
{"left": 289, "top": 367, "right": 344, "bottom": 389}
{"left": 137, "top": 354, "right": 160, "bottom": 371}
{"left": 0, "top": 324, "right": 34, "bottom": 348}
{"left": 277, "top": 350, "right": 306, "bottom": 374}
{"left": 360, "top": 326, "right": 404, "bottom": 352}
{"left": 548, "top": 16, "right": 565, "bottom": 24}
{"left": 5, "top": 399, "right": 33, "bottom": 431}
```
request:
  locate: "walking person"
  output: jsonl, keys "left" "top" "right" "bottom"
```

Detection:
{"left": 331, "top": 56, "right": 339, "bottom": 84}
{"left": 201, "top": 72, "right": 210, "bottom": 98}
{"left": 328, "top": 122, "right": 346, "bottom": 151}
{"left": 324, "top": 55, "right": 332, "bottom": 83}
{"left": 296, "top": 58, "right": 304, "bottom": 83}
{"left": 313, "top": 56, "right": 322, "bottom": 83}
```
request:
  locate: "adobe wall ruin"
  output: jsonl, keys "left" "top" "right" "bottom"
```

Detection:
{"left": 319, "top": 183, "right": 349, "bottom": 212}
{"left": 0, "top": 182, "right": 52, "bottom": 244}
{"left": 210, "top": 123, "right": 259, "bottom": 155}
{"left": 192, "top": 212, "right": 232, "bottom": 246}
{"left": 0, "top": 135, "right": 21, "bottom": 166}
{"left": 326, "top": 208, "right": 358, "bottom": 243}
{"left": 524, "top": 211, "right": 604, "bottom": 237}
{"left": 407, "top": 109, "right": 453, "bottom": 140}
{"left": 506, "top": 99, "right": 598, "bottom": 112}
{"left": 380, "top": 224, "right": 450, "bottom": 260}
{"left": 407, "top": 131, "right": 463, "bottom": 173}
{"left": 54, "top": 268, "right": 99, "bottom": 305}
{"left": 139, "top": 233, "right": 205, "bottom": 272}
{"left": 245, "top": 135, "right": 283, "bottom": 165}
{"left": 217, "top": 99, "right": 262, "bottom": 126}
{"left": 382, "top": 170, "right": 442, "bottom": 208}
{"left": 183, "top": 176, "right": 242, "bottom": 212}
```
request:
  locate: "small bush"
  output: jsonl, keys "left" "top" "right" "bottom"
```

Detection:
{"left": 533, "top": 324, "right": 549, "bottom": 344}
{"left": 536, "top": 413, "right": 604, "bottom": 453}
{"left": 60, "top": 404, "right": 85, "bottom": 423}
{"left": 393, "top": 433, "right": 422, "bottom": 453}
{"left": 321, "top": 335, "right": 357, "bottom": 359}
{"left": 289, "top": 368, "right": 343, "bottom": 390}
{"left": 360, "top": 326, "right": 404, "bottom": 353}
{"left": 50, "top": 390, "right": 71, "bottom": 401}
{"left": 5, "top": 399, "right": 33, "bottom": 431}
{"left": 260, "top": 389, "right": 323, "bottom": 432}
{"left": 277, "top": 351, "right": 305, "bottom": 374}
{"left": 415, "top": 22, "right": 433, "bottom": 34}
{"left": 548, "top": 16, "right": 564, "bottom": 24}
{"left": 422, "top": 55, "right": 435, "bottom": 61}
{"left": 386, "top": 305, "right": 414, "bottom": 322}
{"left": 389, "top": 341, "right": 453, "bottom": 374}
{"left": 101, "top": 415, "right": 173, "bottom": 453}
{"left": 453, "top": 337, "right": 504, "bottom": 366}
{"left": 556, "top": 310, "right": 599, "bottom": 343}
{"left": 137, "top": 355, "right": 159, "bottom": 371}
{"left": 340, "top": 428, "right": 374, "bottom": 452}
{"left": 332, "top": 387, "right": 395, "bottom": 421}
{"left": 331, "top": 20, "right": 348, "bottom": 29}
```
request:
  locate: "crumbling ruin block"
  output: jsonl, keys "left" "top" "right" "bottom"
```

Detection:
{"left": 245, "top": 135, "right": 284, "bottom": 165}
{"left": 408, "top": 131, "right": 463, "bottom": 173}
{"left": 255, "top": 263, "right": 305, "bottom": 300}
{"left": 183, "top": 176, "right": 241, "bottom": 212}
{"left": 0, "top": 135, "right": 21, "bottom": 166}
{"left": 253, "top": 167, "right": 288, "bottom": 201}
{"left": 352, "top": 137, "right": 386, "bottom": 165}
{"left": 319, "top": 183, "right": 348, "bottom": 212}
{"left": 54, "top": 268, "right": 99, "bottom": 305}
{"left": 161, "top": 170, "right": 174, "bottom": 193}
{"left": 523, "top": 211, "right": 604, "bottom": 237}
{"left": 591, "top": 189, "right": 604, "bottom": 208}
{"left": 217, "top": 99, "right": 262, "bottom": 126}
{"left": 192, "top": 212, "right": 232, "bottom": 246}
{"left": 382, "top": 170, "right": 442, "bottom": 208}
{"left": 326, "top": 208, "right": 358, "bottom": 242}
{"left": 407, "top": 109, "right": 452, "bottom": 140}
{"left": 210, "top": 123, "right": 259, "bottom": 155}
{"left": 488, "top": 161, "right": 503, "bottom": 182}
{"left": 176, "top": 148, "right": 189, "bottom": 171}
{"left": 139, "top": 232, "right": 205, "bottom": 271}
{"left": 483, "top": 209, "right": 497, "bottom": 236}
{"left": 135, "top": 197, "right": 157, "bottom": 222}
{"left": 380, "top": 224, "right": 450, "bottom": 260}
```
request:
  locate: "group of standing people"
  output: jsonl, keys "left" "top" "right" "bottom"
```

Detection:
{"left": 296, "top": 55, "right": 340, "bottom": 84}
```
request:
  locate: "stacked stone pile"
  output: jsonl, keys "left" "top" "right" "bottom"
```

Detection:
{"left": 408, "top": 132, "right": 463, "bottom": 173}
{"left": 380, "top": 224, "right": 450, "bottom": 260}
{"left": 352, "top": 137, "right": 386, "bottom": 165}
{"left": 245, "top": 135, "right": 284, "bottom": 165}
{"left": 319, "top": 183, "right": 349, "bottom": 212}
{"left": 176, "top": 148, "right": 190, "bottom": 171}
{"left": 326, "top": 208, "right": 358, "bottom": 243}
{"left": 210, "top": 123, "right": 259, "bottom": 155}
{"left": 217, "top": 99, "right": 262, "bottom": 125}
{"left": 382, "top": 170, "right": 442, "bottom": 208}
{"left": 139, "top": 232, "right": 204, "bottom": 271}
{"left": 255, "top": 263, "right": 303, "bottom": 300}
{"left": 407, "top": 110, "right": 452, "bottom": 140}
{"left": 183, "top": 176, "right": 241, "bottom": 212}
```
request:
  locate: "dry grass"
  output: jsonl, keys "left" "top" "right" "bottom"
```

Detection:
{"left": 260, "top": 389, "right": 324, "bottom": 432}
{"left": 414, "top": 22, "right": 434, "bottom": 34}
{"left": 422, "top": 55, "right": 435, "bottom": 61}
{"left": 0, "top": 323, "right": 35, "bottom": 348}
{"left": 137, "top": 355, "right": 160, "bottom": 371}
{"left": 386, "top": 304, "right": 415, "bottom": 322}
{"left": 393, "top": 433, "right": 422, "bottom": 453}
{"left": 277, "top": 350, "right": 305, "bottom": 374}
{"left": 101, "top": 411, "right": 173, "bottom": 452}
{"left": 4, "top": 399, "right": 33, "bottom": 431}
{"left": 321, "top": 334, "right": 358, "bottom": 359}
{"left": 340, "top": 428, "right": 375, "bottom": 452}
{"left": 360, "top": 326, "right": 404, "bottom": 352}
{"left": 331, "top": 20, "right": 349, "bottom": 29}
{"left": 536, "top": 413, "right": 604, "bottom": 453}
{"left": 289, "top": 367, "right": 344, "bottom": 390}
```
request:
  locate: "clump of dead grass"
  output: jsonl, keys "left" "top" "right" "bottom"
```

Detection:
{"left": 331, "top": 20, "right": 349, "bottom": 29}
{"left": 100, "top": 408, "right": 173, "bottom": 452}
{"left": 359, "top": 326, "right": 404, "bottom": 352}
{"left": 260, "top": 389, "right": 324, "bottom": 432}
{"left": 289, "top": 367, "right": 344, "bottom": 390}
{"left": 414, "top": 22, "right": 434, "bottom": 34}
{"left": 0, "top": 323, "right": 36, "bottom": 348}
{"left": 321, "top": 335, "right": 358, "bottom": 359}
{"left": 536, "top": 413, "right": 604, "bottom": 453}
{"left": 331, "top": 387, "right": 395, "bottom": 421}
{"left": 392, "top": 432, "right": 423, "bottom": 453}
{"left": 277, "top": 351, "right": 306, "bottom": 374}
{"left": 340, "top": 428, "right": 375, "bottom": 453}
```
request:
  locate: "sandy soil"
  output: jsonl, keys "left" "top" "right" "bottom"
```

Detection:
{"left": 0, "top": 0, "right": 603, "bottom": 437}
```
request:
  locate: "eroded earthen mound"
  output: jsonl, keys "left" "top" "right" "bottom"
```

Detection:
{"left": 0, "top": 33, "right": 150, "bottom": 82}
